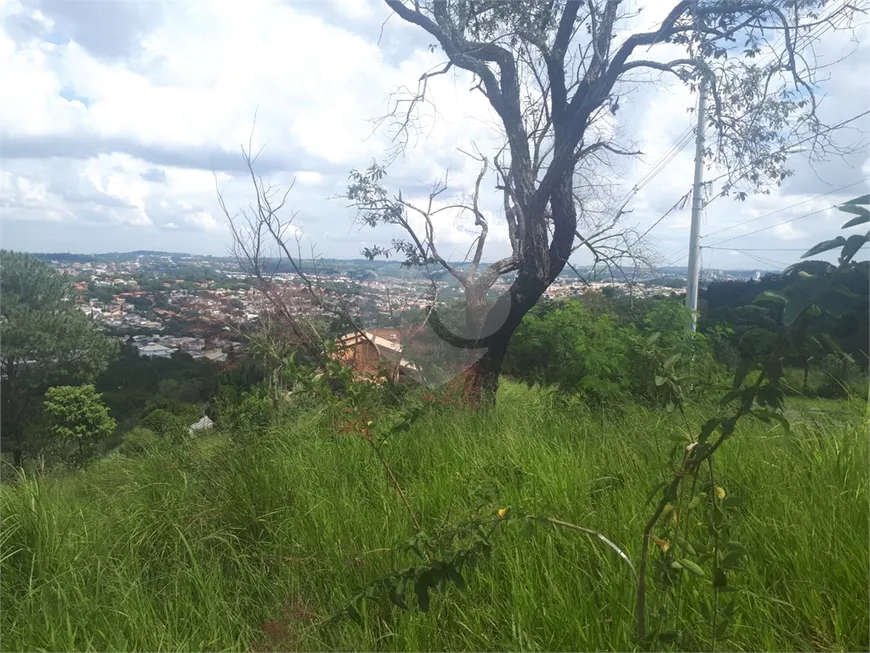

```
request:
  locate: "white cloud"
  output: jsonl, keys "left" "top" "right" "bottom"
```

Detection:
{"left": 0, "top": 0, "right": 867, "bottom": 271}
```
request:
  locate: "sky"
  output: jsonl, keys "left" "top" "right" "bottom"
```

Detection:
{"left": 1, "top": 0, "right": 868, "bottom": 272}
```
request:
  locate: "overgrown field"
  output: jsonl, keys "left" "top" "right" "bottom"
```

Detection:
{"left": 2, "top": 383, "right": 867, "bottom": 652}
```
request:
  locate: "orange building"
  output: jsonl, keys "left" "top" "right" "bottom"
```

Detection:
{"left": 333, "top": 329, "right": 418, "bottom": 382}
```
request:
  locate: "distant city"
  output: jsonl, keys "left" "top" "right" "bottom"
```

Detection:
{"left": 36, "top": 250, "right": 776, "bottom": 360}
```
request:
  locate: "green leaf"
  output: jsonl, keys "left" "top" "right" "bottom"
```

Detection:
{"left": 842, "top": 193, "right": 870, "bottom": 205}
{"left": 724, "top": 541, "right": 746, "bottom": 554}
{"left": 414, "top": 577, "right": 430, "bottom": 612}
{"left": 732, "top": 362, "right": 752, "bottom": 390}
{"left": 720, "top": 551, "right": 743, "bottom": 570}
{"left": 655, "top": 375, "right": 667, "bottom": 387}
{"left": 769, "top": 411, "right": 790, "bottom": 432}
{"left": 647, "top": 331, "right": 662, "bottom": 345}
{"left": 841, "top": 208, "right": 870, "bottom": 229}
{"left": 840, "top": 233, "right": 869, "bottom": 261}
{"left": 388, "top": 584, "right": 408, "bottom": 610}
{"left": 445, "top": 564, "right": 466, "bottom": 592}
{"left": 664, "top": 353, "right": 681, "bottom": 369}
{"left": 801, "top": 236, "right": 846, "bottom": 259}
{"left": 688, "top": 493, "right": 707, "bottom": 510}
{"left": 753, "top": 290, "right": 787, "bottom": 306}
{"left": 676, "top": 558, "right": 706, "bottom": 578}
{"left": 712, "top": 567, "right": 728, "bottom": 588}
{"left": 699, "top": 418, "right": 721, "bottom": 444}
{"left": 673, "top": 535, "right": 696, "bottom": 556}
{"left": 721, "top": 494, "right": 745, "bottom": 509}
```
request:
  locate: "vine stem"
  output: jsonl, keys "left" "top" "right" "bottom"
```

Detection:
{"left": 533, "top": 516, "right": 637, "bottom": 576}
{"left": 367, "top": 439, "right": 421, "bottom": 532}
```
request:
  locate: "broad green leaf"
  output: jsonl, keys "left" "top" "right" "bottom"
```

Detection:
{"left": 414, "top": 577, "right": 430, "bottom": 612}
{"left": 833, "top": 284, "right": 859, "bottom": 298}
{"left": 699, "top": 417, "right": 721, "bottom": 443}
{"left": 732, "top": 362, "right": 753, "bottom": 390}
{"left": 676, "top": 558, "right": 706, "bottom": 577}
{"left": 724, "top": 541, "right": 746, "bottom": 554}
{"left": 801, "top": 237, "right": 846, "bottom": 259}
{"left": 712, "top": 567, "right": 728, "bottom": 588}
{"left": 655, "top": 375, "right": 667, "bottom": 387}
{"left": 688, "top": 493, "right": 707, "bottom": 510}
{"left": 840, "top": 206, "right": 870, "bottom": 228}
{"left": 841, "top": 193, "right": 870, "bottom": 206}
{"left": 720, "top": 551, "right": 743, "bottom": 570}
{"left": 753, "top": 290, "right": 787, "bottom": 306}
{"left": 673, "top": 535, "right": 696, "bottom": 556}
{"left": 445, "top": 564, "right": 466, "bottom": 592}
{"left": 840, "top": 233, "right": 869, "bottom": 261}
{"left": 388, "top": 584, "right": 408, "bottom": 610}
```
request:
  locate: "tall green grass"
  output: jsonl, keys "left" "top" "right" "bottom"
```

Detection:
{"left": 2, "top": 382, "right": 867, "bottom": 651}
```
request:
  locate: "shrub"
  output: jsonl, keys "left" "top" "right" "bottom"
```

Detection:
{"left": 140, "top": 409, "right": 188, "bottom": 442}
{"left": 117, "top": 427, "right": 160, "bottom": 456}
{"left": 43, "top": 385, "right": 117, "bottom": 468}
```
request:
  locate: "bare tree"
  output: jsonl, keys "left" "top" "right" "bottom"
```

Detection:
{"left": 368, "top": 0, "right": 861, "bottom": 405}
{"left": 218, "top": 134, "right": 450, "bottom": 392}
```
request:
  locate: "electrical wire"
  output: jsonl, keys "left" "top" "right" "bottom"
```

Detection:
{"left": 702, "top": 177, "right": 869, "bottom": 240}
{"left": 707, "top": 203, "right": 835, "bottom": 247}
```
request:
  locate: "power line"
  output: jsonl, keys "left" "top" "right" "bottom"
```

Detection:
{"left": 703, "top": 177, "right": 869, "bottom": 239}
{"left": 707, "top": 203, "right": 835, "bottom": 247}
{"left": 703, "top": 247, "right": 808, "bottom": 251}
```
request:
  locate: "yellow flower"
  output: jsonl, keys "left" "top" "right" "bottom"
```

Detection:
{"left": 650, "top": 535, "right": 671, "bottom": 553}
{"left": 716, "top": 486, "right": 726, "bottom": 500}
{"left": 497, "top": 508, "right": 508, "bottom": 518}
{"left": 366, "top": 420, "right": 373, "bottom": 427}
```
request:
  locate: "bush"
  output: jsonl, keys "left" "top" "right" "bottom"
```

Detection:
{"left": 140, "top": 409, "right": 188, "bottom": 442}
{"left": 505, "top": 297, "right": 724, "bottom": 408}
{"left": 817, "top": 352, "right": 869, "bottom": 399}
{"left": 117, "top": 427, "right": 160, "bottom": 456}
{"left": 505, "top": 299, "right": 631, "bottom": 406}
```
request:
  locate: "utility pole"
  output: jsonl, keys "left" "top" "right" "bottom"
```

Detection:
{"left": 685, "top": 78, "right": 708, "bottom": 331}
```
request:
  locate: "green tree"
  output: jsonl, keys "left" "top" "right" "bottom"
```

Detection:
{"left": 43, "top": 385, "right": 117, "bottom": 467}
{"left": 1, "top": 251, "right": 119, "bottom": 466}
{"left": 140, "top": 409, "right": 188, "bottom": 441}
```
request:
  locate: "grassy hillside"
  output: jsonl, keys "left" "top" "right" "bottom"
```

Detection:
{"left": 2, "top": 382, "right": 867, "bottom": 652}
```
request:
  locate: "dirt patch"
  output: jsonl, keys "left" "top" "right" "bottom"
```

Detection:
{"left": 249, "top": 597, "right": 318, "bottom": 652}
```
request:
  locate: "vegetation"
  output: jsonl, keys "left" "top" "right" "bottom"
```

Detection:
{"left": 42, "top": 385, "right": 117, "bottom": 468}
{"left": 1, "top": 385, "right": 866, "bottom": 651}
{"left": 0, "top": 251, "right": 118, "bottom": 466}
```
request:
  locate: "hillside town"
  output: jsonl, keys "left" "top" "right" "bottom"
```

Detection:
{"left": 43, "top": 252, "right": 767, "bottom": 360}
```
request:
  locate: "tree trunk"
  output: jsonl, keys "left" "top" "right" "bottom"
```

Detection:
{"left": 449, "top": 282, "right": 541, "bottom": 407}
{"left": 451, "top": 338, "right": 510, "bottom": 408}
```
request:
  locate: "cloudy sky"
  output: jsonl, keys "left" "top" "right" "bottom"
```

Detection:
{"left": 1, "top": 0, "right": 868, "bottom": 271}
